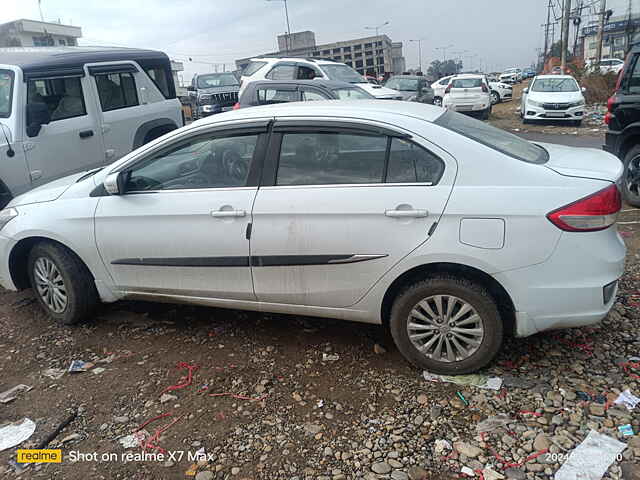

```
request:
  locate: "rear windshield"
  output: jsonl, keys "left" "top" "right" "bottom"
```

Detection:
{"left": 385, "top": 77, "right": 419, "bottom": 91}
{"left": 332, "top": 87, "right": 373, "bottom": 99}
{"left": 435, "top": 110, "right": 548, "bottom": 164}
{"left": 451, "top": 78, "right": 483, "bottom": 88}
{"left": 0, "top": 70, "right": 13, "bottom": 118}
{"left": 321, "top": 64, "right": 365, "bottom": 83}
{"left": 531, "top": 77, "right": 578, "bottom": 92}
{"left": 197, "top": 73, "right": 239, "bottom": 88}
{"left": 243, "top": 61, "right": 267, "bottom": 76}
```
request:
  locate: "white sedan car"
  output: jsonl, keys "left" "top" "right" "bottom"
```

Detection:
{"left": 0, "top": 101, "right": 625, "bottom": 374}
{"left": 442, "top": 75, "right": 492, "bottom": 119}
{"left": 521, "top": 75, "right": 586, "bottom": 126}
{"left": 488, "top": 81, "right": 513, "bottom": 105}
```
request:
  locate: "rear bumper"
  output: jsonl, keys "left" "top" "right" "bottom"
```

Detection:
{"left": 603, "top": 130, "right": 621, "bottom": 156}
{"left": 494, "top": 227, "right": 626, "bottom": 337}
{"left": 443, "top": 100, "right": 490, "bottom": 112}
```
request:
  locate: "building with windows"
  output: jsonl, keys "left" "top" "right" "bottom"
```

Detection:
{"left": 0, "top": 19, "right": 81, "bottom": 48}
{"left": 580, "top": 14, "right": 640, "bottom": 61}
{"left": 237, "top": 31, "right": 405, "bottom": 77}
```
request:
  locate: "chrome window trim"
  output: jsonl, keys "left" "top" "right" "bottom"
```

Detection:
{"left": 261, "top": 182, "right": 434, "bottom": 190}
{"left": 124, "top": 186, "right": 258, "bottom": 195}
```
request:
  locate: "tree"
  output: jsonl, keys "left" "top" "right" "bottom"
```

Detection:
{"left": 549, "top": 40, "right": 571, "bottom": 60}
{"left": 427, "top": 59, "right": 463, "bottom": 79}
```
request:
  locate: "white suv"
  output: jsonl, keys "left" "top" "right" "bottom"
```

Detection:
{"left": 0, "top": 47, "right": 183, "bottom": 208}
{"left": 0, "top": 101, "right": 625, "bottom": 374}
{"left": 239, "top": 57, "right": 402, "bottom": 100}
{"left": 499, "top": 68, "right": 523, "bottom": 84}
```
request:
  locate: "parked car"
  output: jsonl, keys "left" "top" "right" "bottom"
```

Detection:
{"left": 520, "top": 75, "right": 586, "bottom": 126}
{"left": 442, "top": 74, "right": 492, "bottom": 119}
{"left": 188, "top": 72, "right": 240, "bottom": 119}
{"left": 499, "top": 68, "right": 522, "bottom": 84}
{"left": 488, "top": 81, "right": 513, "bottom": 105}
{"left": 588, "top": 58, "right": 625, "bottom": 75}
{"left": 364, "top": 75, "right": 380, "bottom": 85}
{"left": 0, "top": 47, "right": 183, "bottom": 209}
{"left": 522, "top": 68, "right": 536, "bottom": 79}
{"left": 604, "top": 44, "right": 640, "bottom": 207}
{"left": 383, "top": 75, "right": 434, "bottom": 104}
{"left": 238, "top": 57, "right": 402, "bottom": 100}
{"left": 236, "top": 79, "right": 373, "bottom": 108}
{"left": 431, "top": 75, "right": 455, "bottom": 106}
{"left": 0, "top": 101, "right": 624, "bottom": 374}
{"left": 550, "top": 66, "right": 564, "bottom": 75}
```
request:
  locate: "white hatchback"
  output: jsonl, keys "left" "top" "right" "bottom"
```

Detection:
{"left": 442, "top": 75, "right": 492, "bottom": 119}
{"left": 521, "top": 75, "right": 586, "bottom": 126}
{"left": 0, "top": 101, "right": 625, "bottom": 374}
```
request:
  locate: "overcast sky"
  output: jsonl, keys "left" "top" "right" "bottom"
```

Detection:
{"left": 1, "top": 0, "right": 636, "bottom": 83}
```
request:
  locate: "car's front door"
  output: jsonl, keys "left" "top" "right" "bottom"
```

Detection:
{"left": 24, "top": 75, "right": 104, "bottom": 187}
{"left": 94, "top": 123, "right": 268, "bottom": 300}
{"left": 250, "top": 120, "right": 455, "bottom": 308}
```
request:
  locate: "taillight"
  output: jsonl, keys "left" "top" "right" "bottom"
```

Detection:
{"left": 481, "top": 84, "right": 488, "bottom": 93}
{"left": 445, "top": 85, "right": 451, "bottom": 94}
{"left": 232, "top": 102, "right": 241, "bottom": 110}
{"left": 605, "top": 95, "right": 616, "bottom": 125}
{"left": 547, "top": 184, "right": 621, "bottom": 232}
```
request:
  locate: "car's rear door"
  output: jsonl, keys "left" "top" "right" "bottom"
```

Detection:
{"left": 249, "top": 119, "right": 455, "bottom": 308}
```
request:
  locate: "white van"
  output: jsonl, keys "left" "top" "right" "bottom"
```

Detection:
{"left": 0, "top": 47, "right": 183, "bottom": 207}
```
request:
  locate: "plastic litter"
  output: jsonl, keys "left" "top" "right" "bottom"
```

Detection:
{"left": 423, "top": 371, "right": 502, "bottom": 390}
{"left": 42, "top": 368, "right": 66, "bottom": 380}
{"left": 554, "top": 430, "right": 626, "bottom": 480}
{"left": 434, "top": 439, "right": 452, "bottom": 453}
{"left": 0, "top": 384, "right": 32, "bottom": 404}
{"left": 476, "top": 414, "right": 513, "bottom": 433}
{"left": 613, "top": 389, "right": 640, "bottom": 411}
{"left": 618, "top": 424, "right": 633, "bottom": 436}
{"left": 456, "top": 391, "right": 469, "bottom": 406}
{"left": 68, "top": 360, "right": 94, "bottom": 373}
{"left": 0, "top": 418, "right": 36, "bottom": 451}
{"left": 161, "top": 362, "right": 199, "bottom": 395}
{"left": 92, "top": 367, "right": 106, "bottom": 375}
{"left": 119, "top": 430, "right": 149, "bottom": 449}
{"left": 322, "top": 353, "right": 339, "bottom": 361}
{"left": 461, "top": 465, "right": 475, "bottom": 476}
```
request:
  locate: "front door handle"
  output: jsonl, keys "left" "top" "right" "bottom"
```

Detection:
{"left": 211, "top": 209, "right": 246, "bottom": 218}
{"left": 79, "top": 129, "right": 94, "bottom": 139}
{"left": 384, "top": 209, "right": 428, "bottom": 218}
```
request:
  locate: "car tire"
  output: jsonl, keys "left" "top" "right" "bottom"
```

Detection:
{"left": 27, "top": 242, "right": 99, "bottom": 325}
{"left": 573, "top": 120, "right": 582, "bottom": 127}
{"left": 622, "top": 145, "right": 640, "bottom": 208}
{"left": 482, "top": 108, "right": 490, "bottom": 120}
{"left": 389, "top": 275, "right": 503, "bottom": 375}
{"left": 490, "top": 91, "right": 500, "bottom": 105}
{"left": 433, "top": 97, "right": 442, "bottom": 107}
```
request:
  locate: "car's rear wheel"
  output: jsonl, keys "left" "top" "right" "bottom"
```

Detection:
{"left": 433, "top": 97, "right": 442, "bottom": 107}
{"left": 389, "top": 276, "right": 503, "bottom": 374}
{"left": 28, "top": 242, "right": 99, "bottom": 325}
{"left": 622, "top": 145, "right": 640, "bottom": 208}
{"left": 490, "top": 91, "right": 500, "bottom": 105}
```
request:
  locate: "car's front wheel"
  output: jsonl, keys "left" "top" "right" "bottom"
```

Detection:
{"left": 389, "top": 276, "right": 503, "bottom": 374}
{"left": 490, "top": 91, "right": 500, "bottom": 105}
{"left": 622, "top": 145, "right": 640, "bottom": 208}
{"left": 28, "top": 242, "right": 99, "bottom": 325}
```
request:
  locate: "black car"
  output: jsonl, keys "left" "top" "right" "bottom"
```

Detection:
{"left": 237, "top": 79, "right": 373, "bottom": 108}
{"left": 604, "top": 44, "right": 640, "bottom": 206}
{"left": 188, "top": 72, "right": 240, "bottom": 119}
{"left": 383, "top": 75, "right": 435, "bottom": 104}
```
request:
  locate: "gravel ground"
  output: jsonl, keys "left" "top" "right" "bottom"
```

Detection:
{"left": 0, "top": 215, "right": 639, "bottom": 480}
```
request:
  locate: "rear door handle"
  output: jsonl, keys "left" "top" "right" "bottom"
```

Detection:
{"left": 384, "top": 209, "right": 428, "bottom": 218}
{"left": 211, "top": 209, "right": 246, "bottom": 218}
{"left": 79, "top": 129, "right": 94, "bottom": 139}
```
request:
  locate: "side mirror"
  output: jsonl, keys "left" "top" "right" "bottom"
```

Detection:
{"left": 187, "top": 85, "right": 196, "bottom": 92}
{"left": 103, "top": 171, "right": 127, "bottom": 195}
{"left": 581, "top": 87, "right": 586, "bottom": 93}
{"left": 26, "top": 102, "right": 50, "bottom": 138}
{"left": 523, "top": 87, "right": 529, "bottom": 94}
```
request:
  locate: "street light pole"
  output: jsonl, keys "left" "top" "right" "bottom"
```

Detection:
{"left": 267, "top": 0, "right": 292, "bottom": 53}
{"left": 436, "top": 44, "right": 454, "bottom": 62}
{"left": 364, "top": 21, "right": 389, "bottom": 78}
{"left": 409, "top": 39, "right": 423, "bottom": 73}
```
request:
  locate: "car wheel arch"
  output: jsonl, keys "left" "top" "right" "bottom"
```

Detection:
{"left": 619, "top": 128, "right": 640, "bottom": 160}
{"left": 133, "top": 119, "right": 179, "bottom": 149}
{"left": 380, "top": 262, "right": 516, "bottom": 336}
{"left": 9, "top": 236, "right": 96, "bottom": 290}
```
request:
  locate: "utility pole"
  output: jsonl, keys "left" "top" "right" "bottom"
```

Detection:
{"left": 560, "top": 0, "right": 572, "bottom": 70}
{"left": 266, "top": 0, "right": 292, "bottom": 53}
{"left": 595, "top": 0, "right": 607, "bottom": 63}
{"left": 38, "top": 0, "right": 45, "bottom": 21}
{"left": 409, "top": 39, "right": 423, "bottom": 73}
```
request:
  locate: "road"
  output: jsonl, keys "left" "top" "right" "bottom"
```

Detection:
{"left": 515, "top": 131, "right": 604, "bottom": 149}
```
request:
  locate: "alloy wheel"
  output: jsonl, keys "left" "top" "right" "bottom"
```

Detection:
{"left": 491, "top": 92, "right": 499, "bottom": 105}
{"left": 625, "top": 154, "right": 640, "bottom": 201}
{"left": 406, "top": 295, "right": 484, "bottom": 363}
{"left": 33, "top": 257, "right": 68, "bottom": 313}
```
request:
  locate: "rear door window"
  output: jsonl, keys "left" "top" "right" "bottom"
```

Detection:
{"left": 95, "top": 72, "right": 139, "bottom": 111}
{"left": 257, "top": 88, "right": 299, "bottom": 105}
{"left": 386, "top": 138, "right": 445, "bottom": 184}
{"left": 266, "top": 64, "right": 296, "bottom": 80}
{"left": 301, "top": 89, "right": 331, "bottom": 101}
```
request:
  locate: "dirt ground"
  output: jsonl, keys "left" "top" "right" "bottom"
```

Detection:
{"left": 488, "top": 81, "right": 607, "bottom": 137}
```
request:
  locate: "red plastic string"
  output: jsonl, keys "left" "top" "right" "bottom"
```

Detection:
{"left": 161, "top": 362, "right": 199, "bottom": 394}
{"left": 136, "top": 413, "right": 171, "bottom": 432}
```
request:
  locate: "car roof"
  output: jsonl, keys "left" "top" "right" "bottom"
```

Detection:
{"left": 194, "top": 100, "right": 445, "bottom": 125}
{"left": 247, "top": 79, "right": 360, "bottom": 89}
{"left": 249, "top": 56, "right": 336, "bottom": 65}
{"left": 388, "top": 75, "right": 425, "bottom": 79}
{"left": 534, "top": 74, "right": 575, "bottom": 79}
{"left": 0, "top": 46, "right": 170, "bottom": 79}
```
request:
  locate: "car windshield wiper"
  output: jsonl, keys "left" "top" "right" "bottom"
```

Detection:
{"left": 76, "top": 167, "right": 104, "bottom": 182}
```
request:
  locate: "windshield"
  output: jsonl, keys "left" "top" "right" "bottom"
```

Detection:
{"left": 321, "top": 64, "right": 365, "bottom": 83}
{"left": 197, "top": 73, "right": 239, "bottom": 89}
{"left": 451, "top": 78, "right": 483, "bottom": 88}
{"left": 435, "top": 110, "right": 548, "bottom": 164}
{"left": 385, "top": 78, "right": 419, "bottom": 91}
{"left": 531, "top": 77, "right": 578, "bottom": 92}
{"left": 333, "top": 87, "right": 373, "bottom": 99}
{"left": 242, "top": 61, "right": 267, "bottom": 76}
{"left": 0, "top": 70, "right": 13, "bottom": 118}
